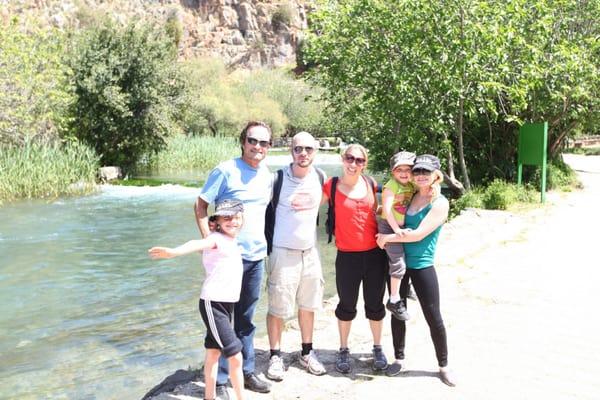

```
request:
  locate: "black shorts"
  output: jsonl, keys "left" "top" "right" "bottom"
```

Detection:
{"left": 198, "top": 298, "right": 243, "bottom": 358}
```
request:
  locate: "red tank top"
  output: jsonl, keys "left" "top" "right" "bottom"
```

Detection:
{"left": 323, "top": 176, "right": 378, "bottom": 252}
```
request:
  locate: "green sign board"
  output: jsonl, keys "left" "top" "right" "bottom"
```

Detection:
{"left": 517, "top": 122, "right": 548, "bottom": 203}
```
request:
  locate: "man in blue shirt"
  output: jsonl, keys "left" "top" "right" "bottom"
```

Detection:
{"left": 195, "top": 121, "right": 273, "bottom": 398}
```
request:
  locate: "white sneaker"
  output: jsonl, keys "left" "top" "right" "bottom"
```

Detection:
{"left": 299, "top": 350, "right": 326, "bottom": 376}
{"left": 266, "top": 355, "right": 285, "bottom": 381}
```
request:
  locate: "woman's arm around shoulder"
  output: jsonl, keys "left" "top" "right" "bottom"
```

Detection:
{"left": 403, "top": 196, "right": 449, "bottom": 242}
{"left": 378, "top": 196, "right": 449, "bottom": 244}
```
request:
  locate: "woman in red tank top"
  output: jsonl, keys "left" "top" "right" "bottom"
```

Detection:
{"left": 322, "top": 144, "right": 389, "bottom": 374}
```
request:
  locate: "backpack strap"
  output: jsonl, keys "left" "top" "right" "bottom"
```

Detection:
{"left": 314, "top": 167, "right": 325, "bottom": 227}
{"left": 265, "top": 169, "right": 284, "bottom": 255}
{"left": 327, "top": 176, "right": 338, "bottom": 243}
{"left": 271, "top": 169, "right": 284, "bottom": 209}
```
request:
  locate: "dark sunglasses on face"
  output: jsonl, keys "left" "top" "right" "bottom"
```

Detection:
{"left": 293, "top": 146, "right": 315, "bottom": 155}
{"left": 412, "top": 168, "right": 432, "bottom": 176}
{"left": 246, "top": 137, "right": 271, "bottom": 148}
{"left": 343, "top": 154, "right": 366, "bottom": 166}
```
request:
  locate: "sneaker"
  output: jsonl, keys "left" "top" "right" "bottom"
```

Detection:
{"left": 299, "top": 350, "right": 326, "bottom": 376}
{"left": 335, "top": 348, "right": 352, "bottom": 374}
{"left": 385, "top": 360, "right": 403, "bottom": 377}
{"left": 386, "top": 299, "right": 410, "bottom": 321}
{"left": 266, "top": 354, "right": 285, "bottom": 381}
{"left": 215, "top": 384, "right": 230, "bottom": 400}
{"left": 372, "top": 346, "right": 388, "bottom": 371}
{"left": 243, "top": 373, "right": 271, "bottom": 393}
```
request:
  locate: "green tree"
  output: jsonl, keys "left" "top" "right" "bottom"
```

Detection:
{"left": 303, "top": 0, "right": 599, "bottom": 187}
{"left": 0, "top": 17, "right": 72, "bottom": 146}
{"left": 67, "top": 21, "right": 182, "bottom": 172}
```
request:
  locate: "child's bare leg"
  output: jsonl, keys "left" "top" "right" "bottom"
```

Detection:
{"left": 389, "top": 276, "right": 401, "bottom": 302}
{"left": 204, "top": 349, "right": 220, "bottom": 399}
{"left": 228, "top": 352, "right": 244, "bottom": 400}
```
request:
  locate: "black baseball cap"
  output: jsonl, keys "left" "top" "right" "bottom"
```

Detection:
{"left": 412, "top": 154, "right": 441, "bottom": 171}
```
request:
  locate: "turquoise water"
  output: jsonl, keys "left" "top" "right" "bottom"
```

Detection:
{"left": 0, "top": 156, "right": 343, "bottom": 399}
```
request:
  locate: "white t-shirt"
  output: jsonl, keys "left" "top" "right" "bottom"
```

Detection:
{"left": 272, "top": 166, "right": 325, "bottom": 250}
{"left": 201, "top": 232, "right": 243, "bottom": 302}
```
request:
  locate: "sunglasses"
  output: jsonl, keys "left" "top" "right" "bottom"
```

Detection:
{"left": 246, "top": 137, "right": 271, "bottom": 148}
{"left": 343, "top": 154, "right": 366, "bottom": 166}
{"left": 412, "top": 168, "right": 432, "bottom": 176}
{"left": 293, "top": 146, "right": 315, "bottom": 155}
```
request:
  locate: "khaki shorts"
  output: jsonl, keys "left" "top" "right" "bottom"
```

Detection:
{"left": 267, "top": 246, "right": 324, "bottom": 319}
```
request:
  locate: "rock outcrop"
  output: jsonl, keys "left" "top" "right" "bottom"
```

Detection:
{"left": 1, "top": 0, "right": 309, "bottom": 68}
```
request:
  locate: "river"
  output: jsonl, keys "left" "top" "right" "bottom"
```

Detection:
{"left": 0, "top": 154, "right": 345, "bottom": 399}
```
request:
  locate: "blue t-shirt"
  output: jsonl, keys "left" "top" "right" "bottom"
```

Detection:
{"left": 199, "top": 157, "right": 272, "bottom": 261}
{"left": 404, "top": 196, "right": 446, "bottom": 269}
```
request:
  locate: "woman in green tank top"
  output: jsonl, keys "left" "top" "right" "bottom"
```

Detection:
{"left": 376, "top": 154, "right": 456, "bottom": 387}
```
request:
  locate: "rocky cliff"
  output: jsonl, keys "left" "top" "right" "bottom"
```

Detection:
{"left": 0, "top": 0, "right": 309, "bottom": 68}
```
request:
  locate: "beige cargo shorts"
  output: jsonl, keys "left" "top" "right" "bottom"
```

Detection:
{"left": 267, "top": 246, "right": 324, "bottom": 319}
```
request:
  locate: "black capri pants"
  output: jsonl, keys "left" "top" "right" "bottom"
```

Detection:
{"left": 335, "top": 247, "right": 387, "bottom": 321}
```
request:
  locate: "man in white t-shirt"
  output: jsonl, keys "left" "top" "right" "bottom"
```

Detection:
{"left": 265, "top": 131, "right": 327, "bottom": 381}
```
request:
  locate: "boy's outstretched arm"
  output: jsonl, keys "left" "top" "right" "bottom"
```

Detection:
{"left": 148, "top": 237, "right": 216, "bottom": 260}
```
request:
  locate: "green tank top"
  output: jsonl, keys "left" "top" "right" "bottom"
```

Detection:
{"left": 404, "top": 197, "right": 444, "bottom": 269}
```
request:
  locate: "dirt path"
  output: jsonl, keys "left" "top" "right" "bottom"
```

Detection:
{"left": 148, "top": 154, "right": 600, "bottom": 400}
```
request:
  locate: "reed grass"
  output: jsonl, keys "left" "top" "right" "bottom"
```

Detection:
{"left": 0, "top": 141, "right": 99, "bottom": 203}
{"left": 142, "top": 135, "right": 239, "bottom": 172}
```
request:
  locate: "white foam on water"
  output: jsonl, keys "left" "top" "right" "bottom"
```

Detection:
{"left": 99, "top": 184, "right": 198, "bottom": 199}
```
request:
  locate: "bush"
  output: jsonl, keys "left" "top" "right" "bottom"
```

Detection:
{"left": 0, "top": 140, "right": 99, "bottom": 202}
{"left": 165, "top": 10, "right": 184, "bottom": 48}
{"left": 481, "top": 179, "right": 537, "bottom": 210}
{"left": 67, "top": 20, "right": 182, "bottom": 173}
{"left": 522, "top": 159, "right": 580, "bottom": 192}
{"left": 481, "top": 180, "right": 516, "bottom": 210}
{"left": 272, "top": 3, "right": 293, "bottom": 30}
{"left": 449, "top": 188, "right": 484, "bottom": 218}
{"left": 0, "top": 17, "right": 72, "bottom": 146}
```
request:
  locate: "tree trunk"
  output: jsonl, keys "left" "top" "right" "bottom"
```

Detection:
{"left": 441, "top": 169, "right": 465, "bottom": 197}
{"left": 456, "top": 97, "right": 471, "bottom": 190}
{"left": 456, "top": 5, "right": 471, "bottom": 191}
{"left": 442, "top": 129, "right": 457, "bottom": 181}
{"left": 549, "top": 120, "right": 578, "bottom": 157}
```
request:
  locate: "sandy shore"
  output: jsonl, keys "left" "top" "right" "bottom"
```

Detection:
{"left": 146, "top": 154, "right": 600, "bottom": 400}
